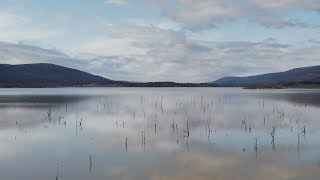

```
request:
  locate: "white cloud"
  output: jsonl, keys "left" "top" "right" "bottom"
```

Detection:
{"left": 81, "top": 24, "right": 186, "bottom": 57}
{"left": 126, "top": 18, "right": 182, "bottom": 31}
{"left": 0, "top": 41, "right": 87, "bottom": 70}
{"left": 104, "top": 0, "right": 128, "bottom": 6}
{"left": 155, "top": 0, "right": 320, "bottom": 30}
{"left": 158, "top": 0, "right": 246, "bottom": 30}
{"left": 253, "top": 0, "right": 320, "bottom": 10}
{"left": 2, "top": 31, "right": 320, "bottom": 82}
{"left": 0, "top": 12, "right": 59, "bottom": 43}
{"left": 78, "top": 24, "right": 320, "bottom": 82}
{"left": 0, "top": 12, "right": 29, "bottom": 28}
{"left": 1, "top": 1, "right": 319, "bottom": 82}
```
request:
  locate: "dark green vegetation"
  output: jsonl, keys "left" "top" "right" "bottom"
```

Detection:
{"left": 0, "top": 63, "right": 218, "bottom": 88}
{"left": 213, "top": 65, "right": 320, "bottom": 88}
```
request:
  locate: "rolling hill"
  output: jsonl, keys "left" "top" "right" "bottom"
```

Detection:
{"left": 0, "top": 63, "right": 218, "bottom": 87}
{"left": 213, "top": 65, "right": 320, "bottom": 87}
{"left": 0, "top": 63, "right": 113, "bottom": 87}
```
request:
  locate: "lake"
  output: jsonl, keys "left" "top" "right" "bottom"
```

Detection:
{"left": 0, "top": 87, "right": 320, "bottom": 180}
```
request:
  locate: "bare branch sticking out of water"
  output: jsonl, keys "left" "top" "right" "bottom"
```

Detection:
{"left": 125, "top": 137, "right": 128, "bottom": 152}
{"left": 90, "top": 154, "right": 93, "bottom": 174}
{"left": 270, "top": 126, "right": 276, "bottom": 142}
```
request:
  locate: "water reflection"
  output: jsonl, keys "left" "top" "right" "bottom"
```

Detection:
{"left": 262, "top": 90, "right": 320, "bottom": 107}
{"left": 0, "top": 88, "right": 319, "bottom": 180}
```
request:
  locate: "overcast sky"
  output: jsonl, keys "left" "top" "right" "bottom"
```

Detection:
{"left": 0, "top": 0, "right": 320, "bottom": 82}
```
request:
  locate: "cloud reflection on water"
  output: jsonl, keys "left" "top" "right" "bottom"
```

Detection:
{"left": 0, "top": 88, "right": 320, "bottom": 179}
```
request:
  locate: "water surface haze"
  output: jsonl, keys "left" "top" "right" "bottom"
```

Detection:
{"left": 0, "top": 88, "right": 320, "bottom": 180}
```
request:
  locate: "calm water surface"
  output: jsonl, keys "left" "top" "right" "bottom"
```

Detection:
{"left": 0, "top": 87, "right": 320, "bottom": 180}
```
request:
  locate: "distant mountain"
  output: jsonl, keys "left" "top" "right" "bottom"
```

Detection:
{"left": 0, "top": 63, "right": 113, "bottom": 87}
{"left": 213, "top": 65, "right": 320, "bottom": 87}
{"left": 0, "top": 63, "right": 218, "bottom": 88}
